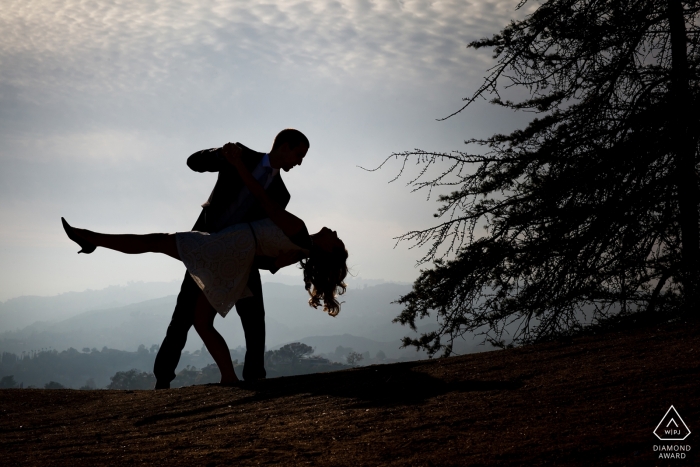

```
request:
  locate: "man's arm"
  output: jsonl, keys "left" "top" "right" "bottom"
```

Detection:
{"left": 187, "top": 148, "right": 225, "bottom": 173}
{"left": 188, "top": 145, "right": 262, "bottom": 173}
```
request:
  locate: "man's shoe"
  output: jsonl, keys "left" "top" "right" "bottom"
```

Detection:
{"left": 240, "top": 377, "right": 265, "bottom": 390}
{"left": 154, "top": 381, "right": 170, "bottom": 390}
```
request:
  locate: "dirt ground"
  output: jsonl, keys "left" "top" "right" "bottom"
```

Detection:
{"left": 1, "top": 320, "right": 698, "bottom": 466}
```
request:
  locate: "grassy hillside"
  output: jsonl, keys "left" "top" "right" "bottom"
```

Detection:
{"left": 1, "top": 320, "right": 698, "bottom": 466}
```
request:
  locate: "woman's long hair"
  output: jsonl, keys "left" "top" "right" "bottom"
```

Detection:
{"left": 300, "top": 244, "right": 348, "bottom": 317}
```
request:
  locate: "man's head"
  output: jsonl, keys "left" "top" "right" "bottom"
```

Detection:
{"left": 269, "top": 129, "right": 309, "bottom": 172}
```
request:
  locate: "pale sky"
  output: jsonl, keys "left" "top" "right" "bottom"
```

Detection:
{"left": 0, "top": 0, "right": 533, "bottom": 301}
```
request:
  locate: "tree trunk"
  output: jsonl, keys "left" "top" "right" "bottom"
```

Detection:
{"left": 668, "top": 0, "right": 700, "bottom": 312}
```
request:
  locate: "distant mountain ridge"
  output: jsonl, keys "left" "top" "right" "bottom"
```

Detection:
{"left": 0, "top": 281, "right": 182, "bottom": 332}
{"left": 0, "top": 281, "right": 476, "bottom": 358}
{"left": 0, "top": 281, "right": 489, "bottom": 389}
{"left": 0, "top": 276, "right": 409, "bottom": 333}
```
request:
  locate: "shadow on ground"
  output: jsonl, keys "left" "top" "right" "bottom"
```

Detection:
{"left": 136, "top": 360, "right": 527, "bottom": 426}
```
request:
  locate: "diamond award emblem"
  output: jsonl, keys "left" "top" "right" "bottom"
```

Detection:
{"left": 654, "top": 406, "right": 691, "bottom": 441}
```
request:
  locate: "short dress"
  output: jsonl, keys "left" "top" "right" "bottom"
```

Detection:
{"left": 175, "top": 218, "right": 311, "bottom": 317}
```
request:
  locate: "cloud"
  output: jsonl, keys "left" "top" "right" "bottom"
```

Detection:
{"left": 0, "top": 0, "right": 530, "bottom": 97}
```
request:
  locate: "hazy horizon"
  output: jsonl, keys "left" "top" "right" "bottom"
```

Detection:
{"left": 0, "top": 278, "right": 469, "bottom": 356}
{"left": 0, "top": 273, "right": 411, "bottom": 303}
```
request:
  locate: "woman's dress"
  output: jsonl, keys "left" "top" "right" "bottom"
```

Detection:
{"left": 175, "top": 218, "right": 310, "bottom": 317}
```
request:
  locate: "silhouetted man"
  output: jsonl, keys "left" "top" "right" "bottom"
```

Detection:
{"left": 153, "top": 129, "right": 309, "bottom": 389}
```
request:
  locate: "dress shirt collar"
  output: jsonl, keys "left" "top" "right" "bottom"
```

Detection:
{"left": 261, "top": 153, "right": 280, "bottom": 177}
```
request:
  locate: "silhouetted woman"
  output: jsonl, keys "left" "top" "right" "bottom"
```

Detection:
{"left": 62, "top": 143, "right": 348, "bottom": 386}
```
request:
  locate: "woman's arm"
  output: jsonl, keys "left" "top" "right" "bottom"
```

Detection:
{"left": 222, "top": 143, "right": 305, "bottom": 237}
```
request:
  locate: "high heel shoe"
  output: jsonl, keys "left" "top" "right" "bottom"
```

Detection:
{"left": 61, "top": 217, "right": 96, "bottom": 254}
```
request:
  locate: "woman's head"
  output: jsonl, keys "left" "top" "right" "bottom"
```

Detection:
{"left": 300, "top": 228, "right": 348, "bottom": 317}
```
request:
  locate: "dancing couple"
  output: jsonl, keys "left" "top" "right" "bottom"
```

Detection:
{"left": 62, "top": 129, "right": 348, "bottom": 388}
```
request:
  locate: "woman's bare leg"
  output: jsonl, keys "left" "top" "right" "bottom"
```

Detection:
{"left": 75, "top": 228, "right": 180, "bottom": 260}
{"left": 193, "top": 293, "right": 239, "bottom": 385}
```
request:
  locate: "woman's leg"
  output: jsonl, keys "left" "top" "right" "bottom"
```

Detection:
{"left": 193, "top": 293, "right": 239, "bottom": 385}
{"left": 75, "top": 228, "right": 180, "bottom": 260}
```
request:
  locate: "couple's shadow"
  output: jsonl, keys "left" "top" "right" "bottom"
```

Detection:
{"left": 256, "top": 359, "right": 523, "bottom": 406}
{"left": 135, "top": 359, "right": 525, "bottom": 427}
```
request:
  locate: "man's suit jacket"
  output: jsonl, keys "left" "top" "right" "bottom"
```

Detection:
{"left": 186, "top": 143, "right": 291, "bottom": 273}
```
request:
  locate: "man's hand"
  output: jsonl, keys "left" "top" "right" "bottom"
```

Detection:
{"left": 222, "top": 142, "right": 243, "bottom": 168}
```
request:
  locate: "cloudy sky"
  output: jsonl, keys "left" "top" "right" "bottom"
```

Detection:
{"left": 0, "top": 0, "right": 534, "bottom": 301}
